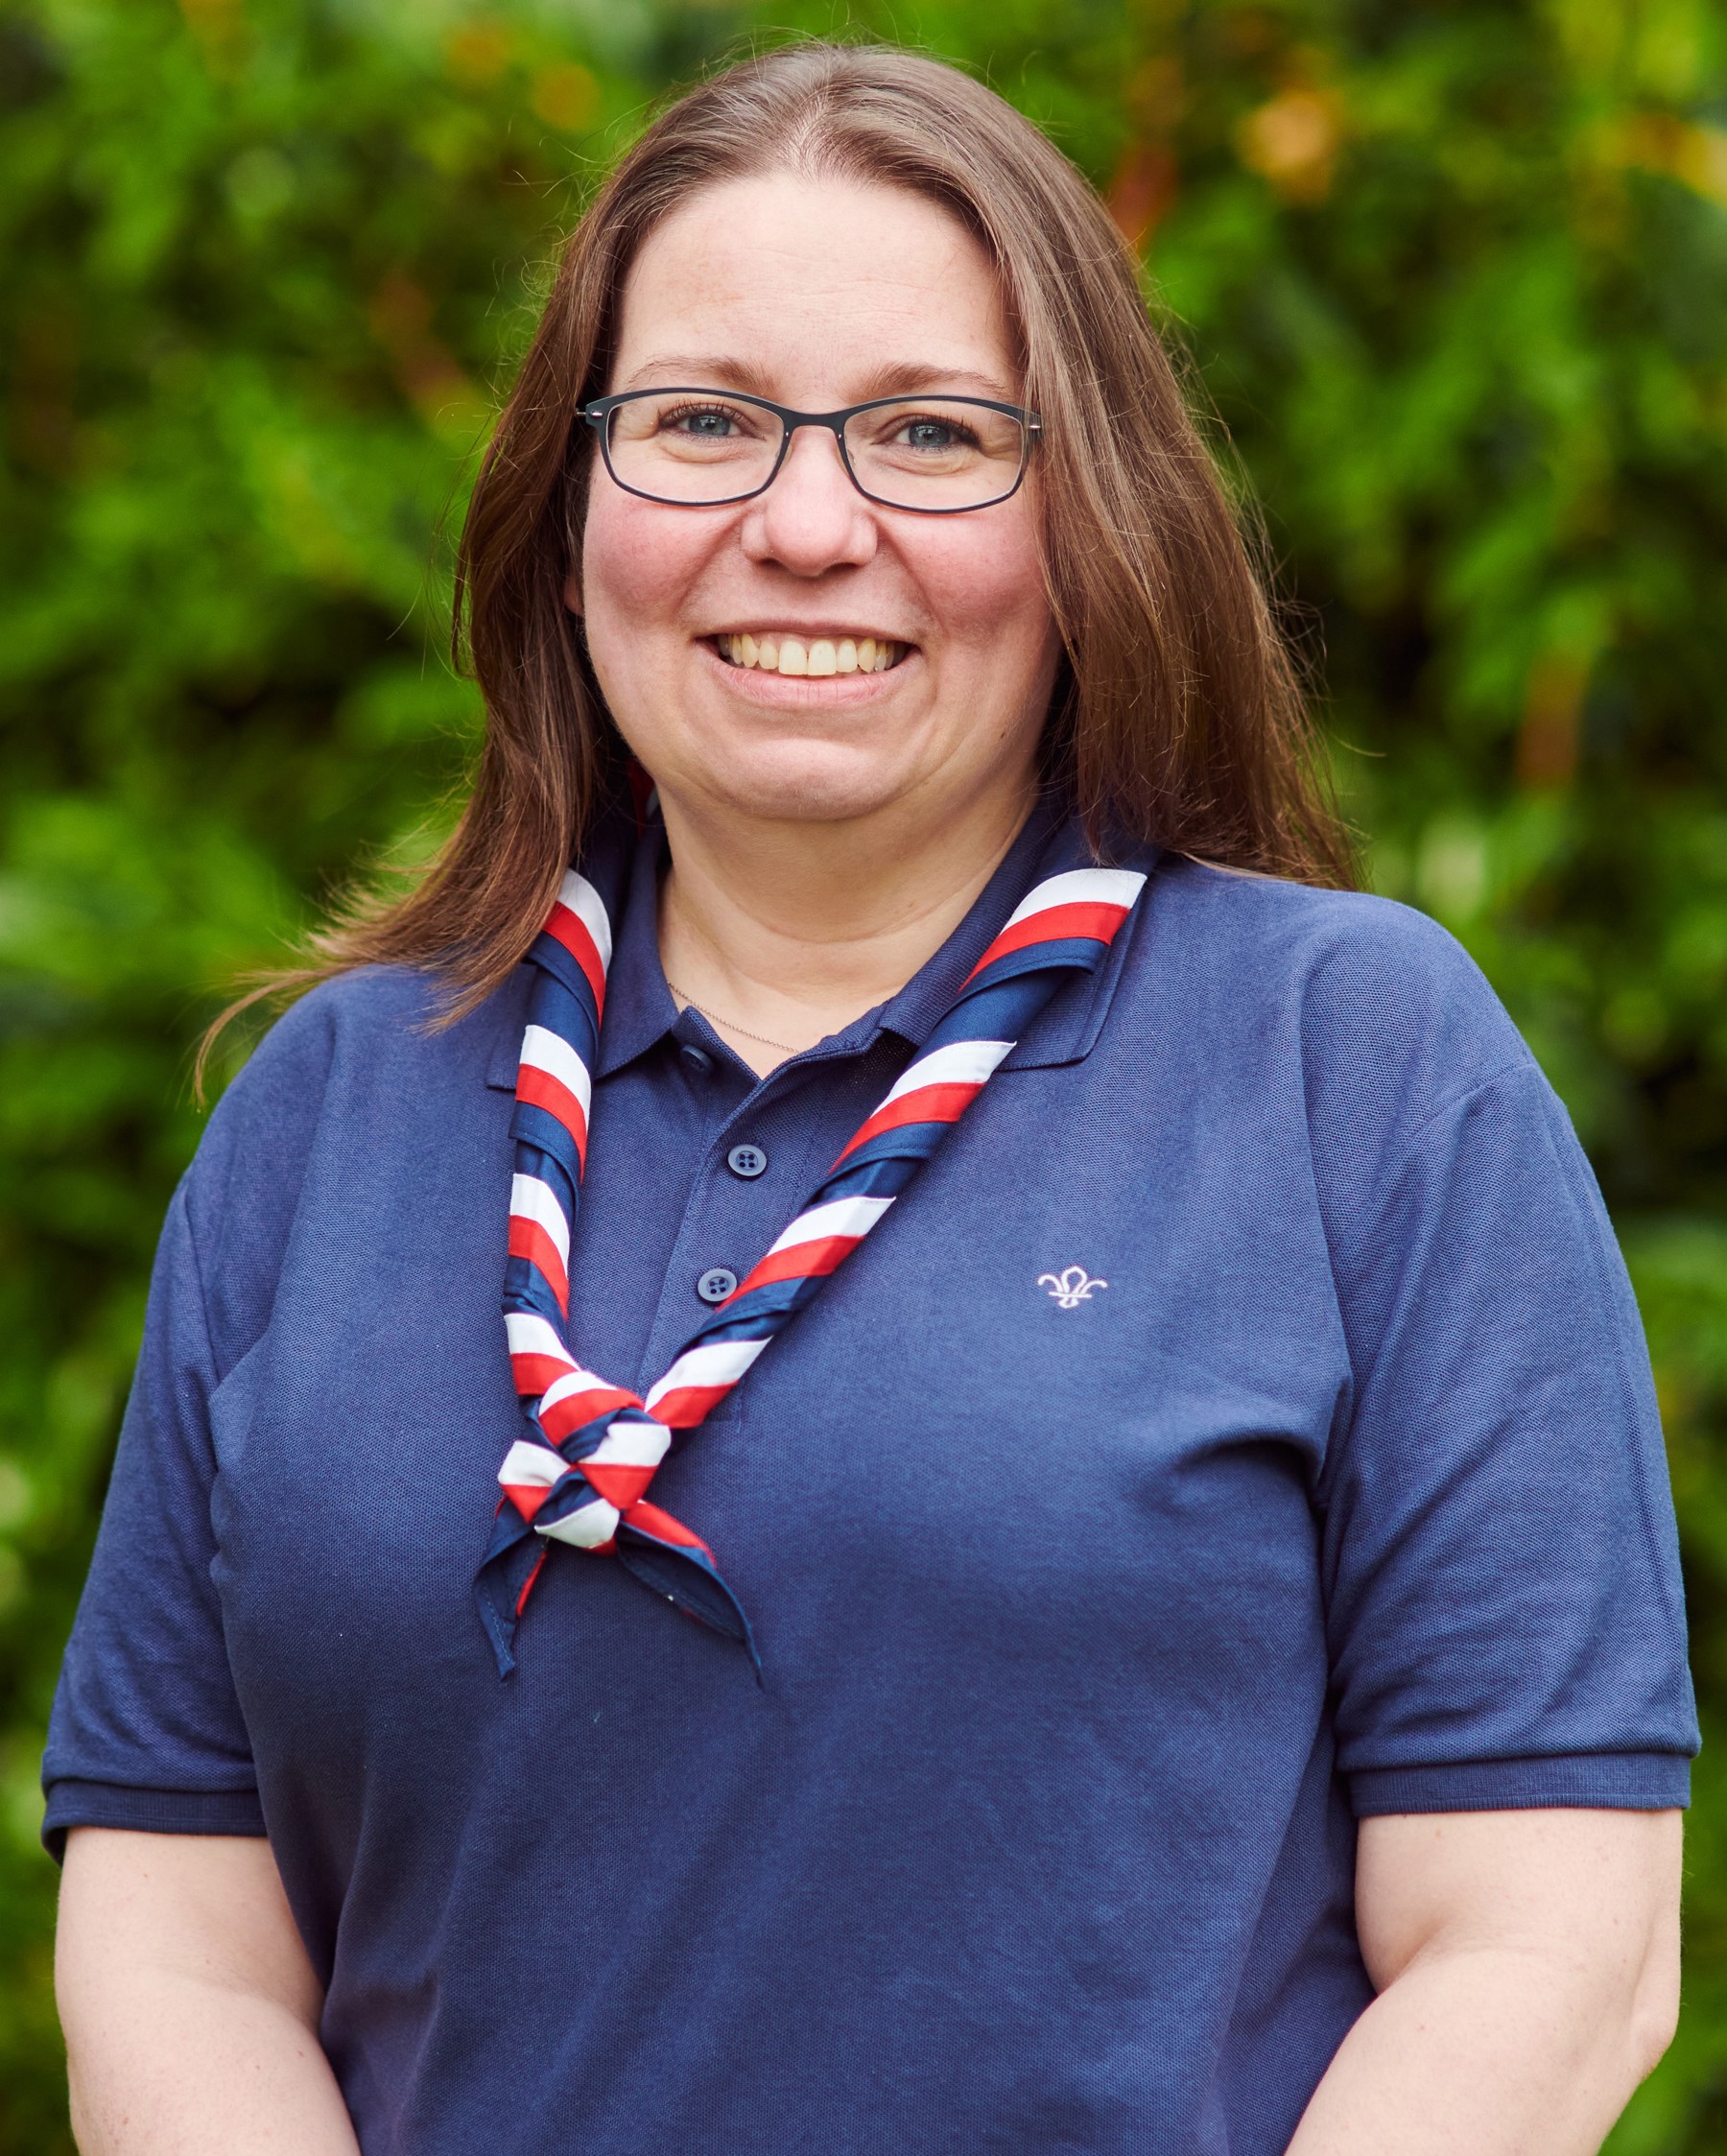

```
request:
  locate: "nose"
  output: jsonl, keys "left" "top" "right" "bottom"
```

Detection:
{"left": 740, "top": 422, "right": 878, "bottom": 576}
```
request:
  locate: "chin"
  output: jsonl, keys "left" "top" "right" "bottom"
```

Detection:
{"left": 689, "top": 745, "right": 919, "bottom": 827}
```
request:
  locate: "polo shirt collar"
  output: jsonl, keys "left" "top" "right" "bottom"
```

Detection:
{"left": 485, "top": 797, "right": 1156, "bottom": 1091}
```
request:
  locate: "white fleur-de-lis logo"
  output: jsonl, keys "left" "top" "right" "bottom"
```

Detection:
{"left": 1039, "top": 1266, "right": 1107, "bottom": 1310}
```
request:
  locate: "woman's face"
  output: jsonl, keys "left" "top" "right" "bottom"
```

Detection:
{"left": 575, "top": 172, "right": 1061, "bottom": 836}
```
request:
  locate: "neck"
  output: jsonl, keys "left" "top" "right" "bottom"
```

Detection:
{"left": 656, "top": 781, "right": 1037, "bottom": 1077}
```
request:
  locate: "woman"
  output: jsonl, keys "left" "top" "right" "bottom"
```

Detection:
{"left": 46, "top": 41, "right": 1694, "bottom": 2156}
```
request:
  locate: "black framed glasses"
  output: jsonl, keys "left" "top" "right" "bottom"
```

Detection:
{"left": 580, "top": 388, "right": 1040, "bottom": 514}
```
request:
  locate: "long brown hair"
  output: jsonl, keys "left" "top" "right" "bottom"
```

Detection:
{"left": 209, "top": 40, "right": 1353, "bottom": 1068}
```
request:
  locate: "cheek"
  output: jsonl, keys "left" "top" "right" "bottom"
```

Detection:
{"left": 580, "top": 488, "right": 710, "bottom": 642}
{"left": 913, "top": 506, "right": 1053, "bottom": 656}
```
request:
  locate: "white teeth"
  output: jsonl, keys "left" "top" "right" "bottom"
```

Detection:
{"left": 718, "top": 633, "right": 902, "bottom": 675}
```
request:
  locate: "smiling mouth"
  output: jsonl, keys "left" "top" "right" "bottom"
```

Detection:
{"left": 713, "top": 632, "right": 908, "bottom": 677}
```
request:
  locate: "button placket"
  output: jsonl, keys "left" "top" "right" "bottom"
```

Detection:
{"left": 631, "top": 1047, "right": 902, "bottom": 1406}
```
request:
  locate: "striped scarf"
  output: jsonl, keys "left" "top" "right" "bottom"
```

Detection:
{"left": 475, "top": 814, "right": 1147, "bottom": 1675}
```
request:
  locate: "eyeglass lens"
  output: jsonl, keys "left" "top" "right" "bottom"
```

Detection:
{"left": 603, "top": 392, "right": 1029, "bottom": 509}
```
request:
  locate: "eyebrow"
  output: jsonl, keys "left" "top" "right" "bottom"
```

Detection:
{"left": 615, "top": 354, "right": 1021, "bottom": 403}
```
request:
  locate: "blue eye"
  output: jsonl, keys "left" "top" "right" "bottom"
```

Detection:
{"left": 886, "top": 414, "right": 983, "bottom": 455}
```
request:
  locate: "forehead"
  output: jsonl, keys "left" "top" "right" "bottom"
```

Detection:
{"left": 609, "top": 172, "right": 1016, "bottom": 398}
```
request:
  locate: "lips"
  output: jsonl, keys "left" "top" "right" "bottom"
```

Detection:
{"left": 714, "top": 632, "right": 907, "bottom": 677}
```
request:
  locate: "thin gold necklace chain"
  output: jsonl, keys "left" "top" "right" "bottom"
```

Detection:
{"left": 664, "top": 981, "right": 803, "bottom": 1055}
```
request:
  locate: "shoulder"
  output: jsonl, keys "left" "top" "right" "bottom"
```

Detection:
{"left": 1140, "top": 856, "right": 1538, "bottom": 1116}
{"left": 183, "top": 964, "right": 521, "bottom": 1372}
{"left": 1136, "top": 863, "right": 1618, "bottom": 1340}
{"left": 197, "top": 964, "right": 455, "bottom": 1170}
{"left": 225, "top": 960, "right": 456, "bottom": 1078}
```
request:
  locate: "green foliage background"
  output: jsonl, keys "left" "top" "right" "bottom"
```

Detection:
{"left": 2, "top": 0, "right": 1724, "bottom": 2144}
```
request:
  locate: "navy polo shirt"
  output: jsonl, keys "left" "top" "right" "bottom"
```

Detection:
{"left": 44, "top": 807, "right": 1697, "bottom": 2156}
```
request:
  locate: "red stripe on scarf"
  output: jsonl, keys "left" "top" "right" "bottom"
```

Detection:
{"left": 544, "top": 902, "right": 608, "bottom": 1019}
{"left": 835, "top": 1079, "right": 982, "bottom": 1163}
{"left": 508, "top": 1218, "right": 569, "bottom": 1314}
{"left": 540, "top": 1384, "right": 642, "bottom": 1441}
{"left": 623, "top": 1499, "right": 715, "bottom": 1556}
{"left": 514, "top": 1550, "right": 548, "bottom": 1612}
{"left": 731, "top": 1233, "right": 863, "bottom": 1300}
{"left": 516, "top": 1065, "right": 590, "bottom": 1168}
{"left": 580, "top": 1459, "right": 658, "bottom": 1508}
{"left": 965, "top": 899, "right": 1129, "bottom": 982}
{"left": 503, "top": 1480, "right": 556, "bottom": 1524}
{"left": 510, "top": 1350, "right": 575, "bottom": 1398}
{"left": 649, "top": 1382, "right": 738, "bottom": 1429}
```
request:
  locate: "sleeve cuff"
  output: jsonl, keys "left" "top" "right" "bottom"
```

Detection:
{"left": 41, "top": 1778, "right": 268, "bottom": 1862}
{"left": 1348, "top": 1751, "right": 1692, "bottom": 1817}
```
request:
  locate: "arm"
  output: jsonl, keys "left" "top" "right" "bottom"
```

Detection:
{"left": 56, "top": 1828, "right": 361, "bottom": 2155}
{"left": 1288, "top": 1807, "right": 1681, "bottom": 2155}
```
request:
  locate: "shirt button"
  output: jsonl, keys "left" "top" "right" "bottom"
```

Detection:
{"left": 726, "top": 1144, "right": 769, "bottom": 1179}
{"left": 697, "top": 1267, "right": 739, "bottom": 1304}
{"left": 681, "top": 1045, "right": 713, "bottom": 1075}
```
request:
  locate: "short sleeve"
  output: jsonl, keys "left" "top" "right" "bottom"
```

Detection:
{"left": 1314, "top": 1049, "right": 1698, "bottom": 1816}
{"left": 40, "top": 1181, "right": 265, "bottom": 1855}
